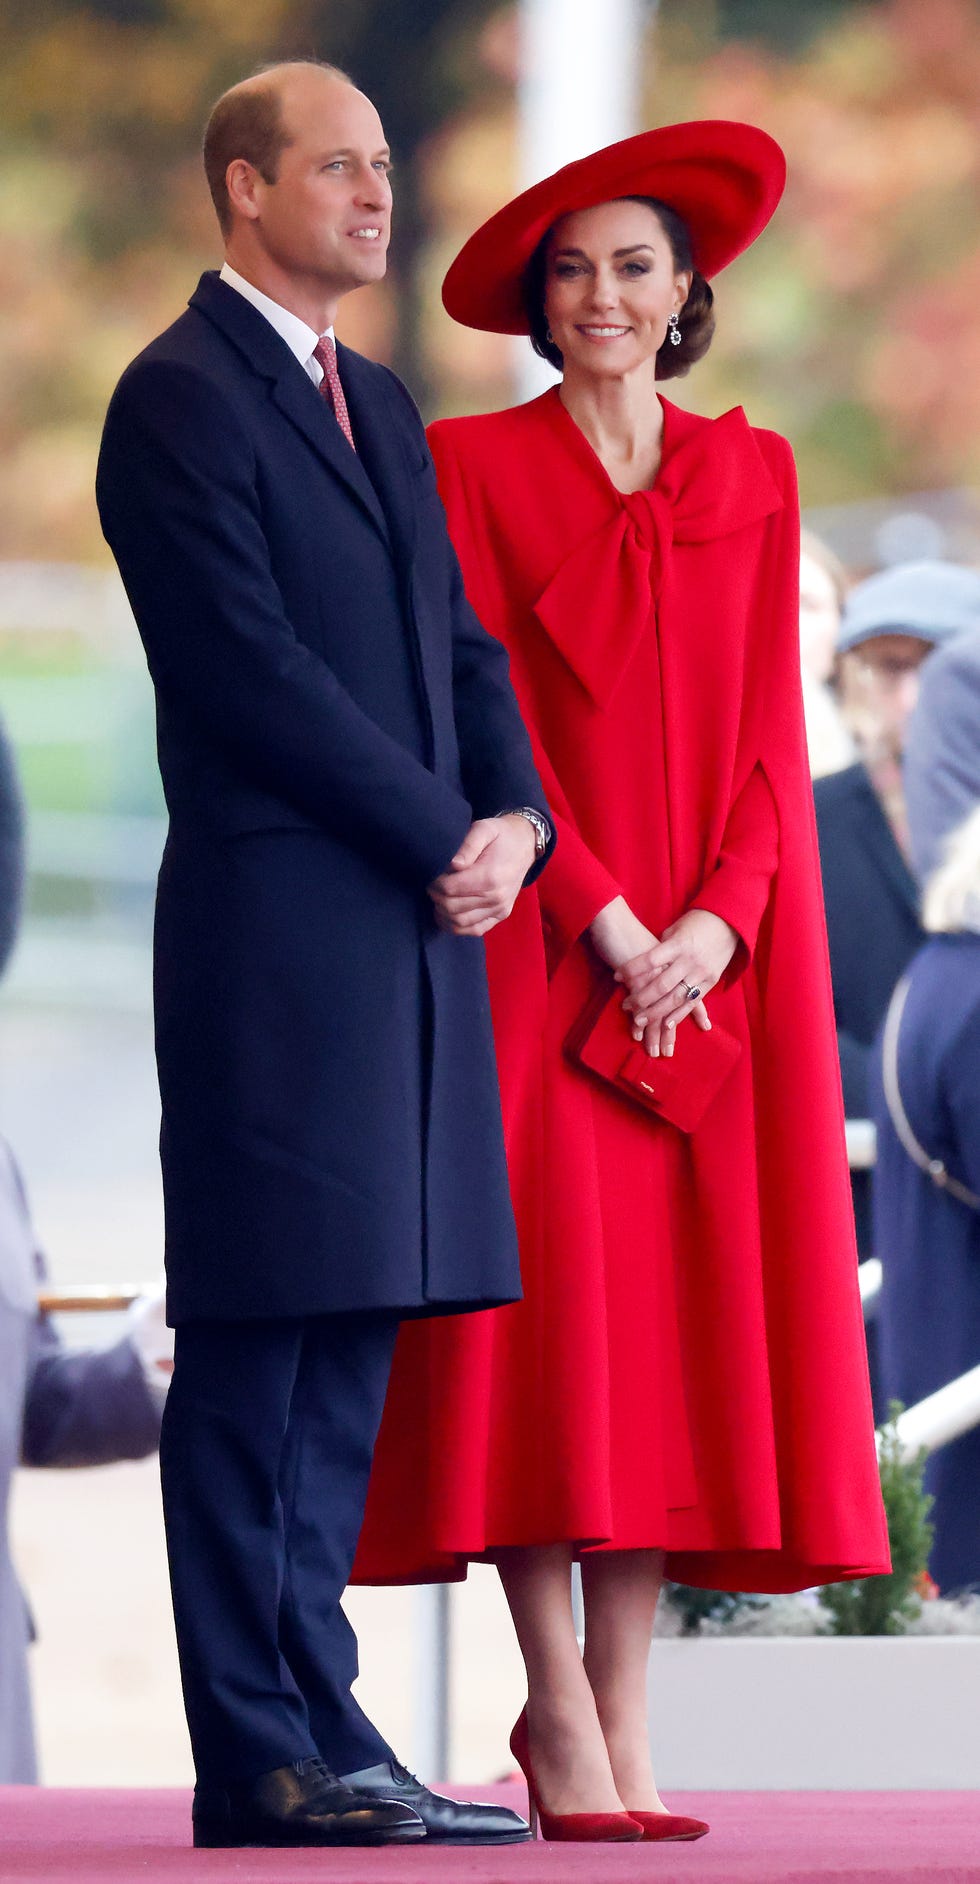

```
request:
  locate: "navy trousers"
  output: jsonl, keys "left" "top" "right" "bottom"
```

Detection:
{"left": 159, "top": 1312, "right": 400, "bottom": 1783}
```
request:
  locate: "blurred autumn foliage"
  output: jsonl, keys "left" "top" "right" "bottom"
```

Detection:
{"left": 0, "top": 0, "right": 495, "bottom": 558}
{"left": 651, "top": 0, "right": 980, "bottom": 504}
{"left": 0, "top": 0, "right": 977, "bottom": 562}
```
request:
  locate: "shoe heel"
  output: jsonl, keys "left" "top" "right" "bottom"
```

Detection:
{"left": 193, "top": 1820, "right": 233, "bottom": 1849}
{"left": 192, "top": 1793, "right": 234, "bottom": 1850}
{"left": 509, "top": 1706, "right": 643, "bottom": 1845}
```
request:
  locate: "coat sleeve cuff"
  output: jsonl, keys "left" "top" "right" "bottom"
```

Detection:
{"left": 519, "top": 809, "right": 556, "bottom": 889}
{"left": 539, "top": 817, "right": 622, "bottom": 958}
{"left": 689, "top": 861, "right": 772, "bottom": 958}
{"left": 689, "top": 762, "right": 780, "bottom": 981}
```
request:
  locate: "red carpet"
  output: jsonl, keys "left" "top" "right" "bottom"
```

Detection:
{"left": 2, "top": 1783, "right": 979, "bottom": 1882}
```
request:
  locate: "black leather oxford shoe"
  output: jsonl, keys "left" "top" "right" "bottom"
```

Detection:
{"left": 338, "top": 1759, "right": 531, "bottom": 1845}
{"left": 192, "top": 1756, "right": 427, "bottom": 1847}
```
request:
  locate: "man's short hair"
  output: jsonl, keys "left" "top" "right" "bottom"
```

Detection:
{"left": 203, "top": 61, "right": 352, "bottom": 236}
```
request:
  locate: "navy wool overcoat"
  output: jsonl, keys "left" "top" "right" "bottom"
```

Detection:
{"left": 96, "top": 272, "right": 550, "bottom": 1325}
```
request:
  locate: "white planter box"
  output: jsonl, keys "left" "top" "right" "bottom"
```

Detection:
{"left": 648, "top": 1637, "right": 980, "bottom": 1789}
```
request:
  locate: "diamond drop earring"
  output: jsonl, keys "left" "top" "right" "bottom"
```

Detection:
{"left": 668, "top": 312, "right": 682, "bottom": 347}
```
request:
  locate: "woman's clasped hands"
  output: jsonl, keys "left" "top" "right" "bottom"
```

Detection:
{"left": 590, "top": 898, "right": 739, "bottom": 1058}
{"left": 616, "top": 908, "right": 740, "bottom": 1057}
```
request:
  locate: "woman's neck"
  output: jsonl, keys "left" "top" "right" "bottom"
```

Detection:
{"left": 558, "top": 363, "right": 664, "bottom": 493}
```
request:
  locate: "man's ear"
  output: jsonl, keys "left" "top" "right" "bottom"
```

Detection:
{"left": 225, "top": 159, "right": 263, "bottom": 223}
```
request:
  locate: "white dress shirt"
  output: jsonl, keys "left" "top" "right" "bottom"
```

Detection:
{"left": 219, "top": 262, "right": 334, "bottom": 388}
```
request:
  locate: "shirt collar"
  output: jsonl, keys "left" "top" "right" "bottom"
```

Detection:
{"left": 219, "top": 262, "right": 334, "bottom": 366}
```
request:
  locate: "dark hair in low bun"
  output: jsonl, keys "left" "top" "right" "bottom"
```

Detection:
{"left": 523, "top": 235, "right": 564, "bottom": 371}
{"left": 523, "top": 193, "right": 715, "bottom": 380}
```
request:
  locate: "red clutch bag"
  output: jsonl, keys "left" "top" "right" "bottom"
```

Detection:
{"left": 564, "top": 974, "right": 742, "bottom": 1134}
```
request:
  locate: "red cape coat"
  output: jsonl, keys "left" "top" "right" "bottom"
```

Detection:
{"left": 355, "top": 388, "right": 890, "bottom": 1593}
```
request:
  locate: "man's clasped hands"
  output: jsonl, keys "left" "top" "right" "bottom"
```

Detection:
{"left": 428, "top": 815, "right": 538, "bottom": 936}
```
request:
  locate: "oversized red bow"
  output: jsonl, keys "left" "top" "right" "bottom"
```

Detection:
{"left": 532, "top": 406, "right": 784, "bottom": 709}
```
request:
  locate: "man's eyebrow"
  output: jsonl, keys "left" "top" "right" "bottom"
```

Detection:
{"left": 316, "top": 146, "right": 392, "bottom": 160}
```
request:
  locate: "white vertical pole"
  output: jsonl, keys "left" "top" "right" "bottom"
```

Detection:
{"left": 410, "top": 1582, "right": 452, "bottom": 1779}
{"left": 516, "top": 0, "right": 651, "bottom": 397}
{"left": 571, "top": 1562, "right": 586, "bottom": 1644}
{"left": 520, "top": 0, "right": 646, "bottom": 183}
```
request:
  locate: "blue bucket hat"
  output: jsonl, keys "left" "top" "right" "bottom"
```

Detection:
{"left": 904, "top": 630, "right": 980, "bottom": 885}
{"left": 838, "top": 561, "right": 980, "bottom": 656}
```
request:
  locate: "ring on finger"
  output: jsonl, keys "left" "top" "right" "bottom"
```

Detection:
{"left": 683, "top": 981, "right": 702, "bottom": 1002}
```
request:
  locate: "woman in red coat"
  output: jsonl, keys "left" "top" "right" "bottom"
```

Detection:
{"left": 356, "top": 122, "right": 889, "bottom": 1839}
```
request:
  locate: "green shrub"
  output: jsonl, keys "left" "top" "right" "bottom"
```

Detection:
{"left": 819, "top": 1403, "right": 935, "bottom": 1636}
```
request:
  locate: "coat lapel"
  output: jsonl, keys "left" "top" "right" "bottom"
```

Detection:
{"left": 270, "top": 370, "right": 391, "bottom": 546}
{"left": 337, "top": 344, "right": 418, "bottom": 577}
{"left": 336, "top": 345, "right": 455, "bottom": 727}
{"left": 189, "top": 273, "right": 390, "bottom": 547}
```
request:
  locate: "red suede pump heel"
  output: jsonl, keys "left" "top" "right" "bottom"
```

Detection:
{"left": 628, "top": 1808, "right": 710, "bottom": 1842}
{"left": 509, "top": 1710, "right": 643, "bottom": 1843}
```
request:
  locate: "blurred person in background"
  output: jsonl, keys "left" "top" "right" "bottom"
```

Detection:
{"left": 813, "top": 561, "right": 980, "bottom": 1255}
{"left": 871, "top": 630, "right": 980, "bottom": 1595}
{"left": 0, "top": 714, "right": 167, "bottom": 1783}
{"left": 97, "top": 58, "right": 547, "bottom": 1852}
{"left": 357, "top": 123, "right": 888, "bottom": 1842}
{"left": 798, "top": 529, "right": 854, "bottom": 779}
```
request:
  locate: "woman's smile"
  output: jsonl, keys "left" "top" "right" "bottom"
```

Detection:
{"left": 577, "top": 323, "right": 632, "bottom": 340}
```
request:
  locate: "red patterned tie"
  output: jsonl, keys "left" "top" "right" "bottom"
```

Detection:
{"left": 313, "top": 335, "right": 356, "bottom": 451}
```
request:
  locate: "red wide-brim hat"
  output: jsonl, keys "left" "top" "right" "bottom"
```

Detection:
{"left": 442, "top": 119, "right": 786, "bottom": 334}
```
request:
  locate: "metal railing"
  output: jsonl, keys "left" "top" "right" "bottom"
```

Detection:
{"left": 845, "top": 1119, "right": 877, "bottom": 1170}
{"left": 37, "top": 1284, "right": 141, "bottom": 1314}
{"left": 859, "top": 1258, "right": 883, "bottom": 1310}
{"left": 892, "top": 1366, "right": 980, "bottom": 1463}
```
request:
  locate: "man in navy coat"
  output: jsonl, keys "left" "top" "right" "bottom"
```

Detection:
{"left": 96, "top": 60, "right": 551, "bottom": 1849}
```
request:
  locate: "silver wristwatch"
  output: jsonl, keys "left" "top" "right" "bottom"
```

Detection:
{"left": 497, "top": 806, "right": 551, "bottom": 856}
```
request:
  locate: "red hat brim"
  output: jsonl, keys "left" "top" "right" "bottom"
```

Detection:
{"left": 442, "top": 119, "right": 786, "bottom": 334}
